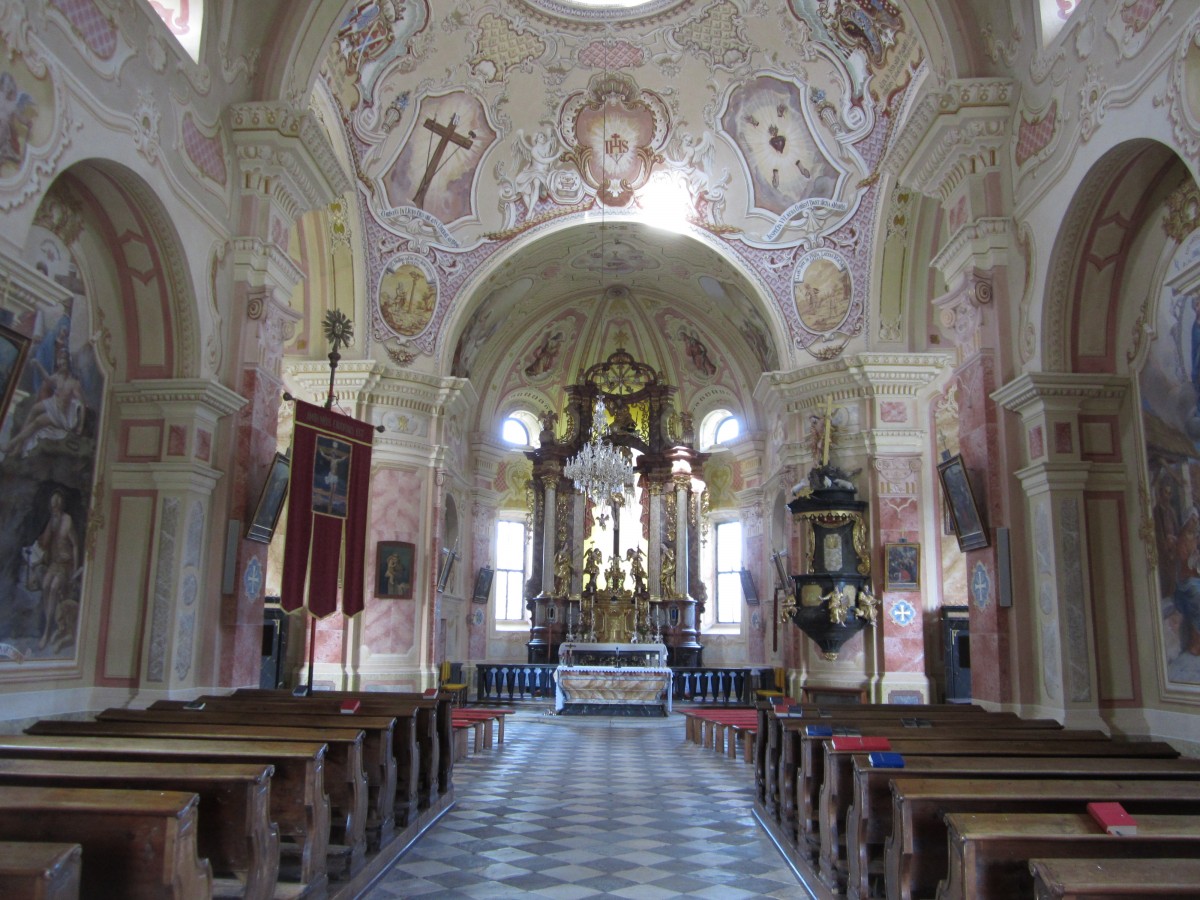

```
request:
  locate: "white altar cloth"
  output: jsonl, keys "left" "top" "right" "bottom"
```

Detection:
{"left": 555, "top": 665, "right": 673, "bottom": 713}
{"left": 558, "top": 642, "right": 668, "bottom": 666}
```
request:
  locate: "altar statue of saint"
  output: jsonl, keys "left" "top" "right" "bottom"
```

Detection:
{"left": 554, "top": 549, "right": 572, "bottom": 596}
{"left": 626, "top": 546, "right": 646, "bottom": 594}
{"left": 583, "top": 546, "right": 602, "bottom": 592}
{"left": 660, "top": 547, "right": 677, "bottom": 600}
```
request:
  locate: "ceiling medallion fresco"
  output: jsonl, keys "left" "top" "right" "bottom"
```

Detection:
{"left": 315, "top": 0, "right": 925, "bottom": 370}
{"left": 560, "top": 73, "right": 670, "bottom": 207}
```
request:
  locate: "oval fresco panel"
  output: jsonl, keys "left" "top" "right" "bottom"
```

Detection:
{"left": 793, "top": 249, "right": 851, "bottom": 335}
{"left": 378, "top": 254, "right": 438, "bottom": 338}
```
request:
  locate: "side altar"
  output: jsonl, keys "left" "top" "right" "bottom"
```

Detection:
{"left": 555, "top": 642, "right": 671, "bottom": 715}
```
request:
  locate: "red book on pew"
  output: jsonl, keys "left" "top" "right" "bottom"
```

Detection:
{"left": 1087, "top": 801, "right": 1137, "bottom": 835}
{"left": 830, "top": 736, "right": 892, "bottom": 752}
{"left": 340, "top": 699, "right": 361, "bottom": 714}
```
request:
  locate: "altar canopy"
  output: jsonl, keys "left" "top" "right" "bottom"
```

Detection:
{"left": 281, "top": 400, "right": 375, "bottom": 617}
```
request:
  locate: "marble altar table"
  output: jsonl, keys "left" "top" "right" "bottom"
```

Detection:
{"left": 555, "top": 665, "right": 673, "bottom": 715}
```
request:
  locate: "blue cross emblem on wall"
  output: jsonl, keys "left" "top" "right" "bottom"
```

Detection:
{"left": 971, "top": 561, "right": 991, "bottom": 610}
{"left": 244, "top": 556, "right": 263, "bottom": 601}
{"left": 889, "top": 599, "right": 916, "bottom": 627}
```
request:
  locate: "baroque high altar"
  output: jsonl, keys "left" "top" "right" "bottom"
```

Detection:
{"left": 524, "top": 349, "right": 705, "bottom": 666}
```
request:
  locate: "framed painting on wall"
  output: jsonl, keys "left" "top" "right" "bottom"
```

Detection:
{"left": 0, "top": 323, "right": 31, "bottom": 428}
{"left": 884, "top": 542, "right": 920, "bottom": 591}
{"left": 376, "top": 540, "right": 415, "bottom": 599}
{"left": 937, "top": 454, "right": 990, "bottom": 551}
{"left": 246, "top": 452, "right": 290, "bottom": 543}
{"left": 472, "top": 566, "right": 494, "bottom": 604}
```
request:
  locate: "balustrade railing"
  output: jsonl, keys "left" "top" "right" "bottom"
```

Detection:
{"left": 671, "top": 667, "right": 772, "bottom": 704}
{"left": 476, "top": 664, "right": 558, "bottom": 702}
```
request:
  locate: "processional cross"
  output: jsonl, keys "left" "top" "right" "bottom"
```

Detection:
{"left": 412, "top": 113, "right": 475, "bottom": 210}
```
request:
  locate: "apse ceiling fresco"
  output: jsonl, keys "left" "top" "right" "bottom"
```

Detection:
{"left": 314, "top": 0, "right": 925, "bottom": 413}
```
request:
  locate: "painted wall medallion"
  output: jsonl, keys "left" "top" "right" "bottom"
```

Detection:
{"left": 377, "top": 253, "right": 438, "bottom": 339}
{"left": 793, "top": 249, "right": 852, "bottom": 335}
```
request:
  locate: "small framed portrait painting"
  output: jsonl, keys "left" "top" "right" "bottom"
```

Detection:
{"left": 0, "top": 323, "right": 31, "bottom": 427}
{"left": 884, "top": 542, "right": 920, "bottom": 591}
{"left": 376, "top": 541, "right": 415, "bottom": 599}
{"left": 937, "top": 454, "right": 990, "bottom": 552}
{"left": 471, "top": 566, "right": 494, "bottom": 604}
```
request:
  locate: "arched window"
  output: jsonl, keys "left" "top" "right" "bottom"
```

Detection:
{"left": 502, "top": 410, "right": 541, "bottom": 448}
{"left": 699, "top": 408, "right": 739, "bottom": 449}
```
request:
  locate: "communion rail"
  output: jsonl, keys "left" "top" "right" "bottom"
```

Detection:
{"left": 476, "top": 664, "right": 558, "bottom": 702}
{"left": 671, "top": 667, "right": 772, "bottom": 705}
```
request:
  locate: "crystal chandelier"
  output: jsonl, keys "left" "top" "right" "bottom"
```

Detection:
{"left": 564, "top": 398, "right": 635, "bottom": 512}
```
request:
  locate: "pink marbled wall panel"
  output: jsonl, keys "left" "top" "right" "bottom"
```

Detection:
{"left": 880, "top": 401, "right": 907, "bottom": 423}
{"left": 359, "top": 466, "right": 428, "bottom": 657}
{"left": 883, "top": 630, "right": 926, "bottom": 673}
{"left": 1029, "top": 424, "right": 1044, "bottom": 460}
{"left": 1054, "top": 421, "right": 1073, "bottom": 454}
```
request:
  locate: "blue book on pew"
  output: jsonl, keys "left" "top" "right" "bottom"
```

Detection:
{"left": 868, "top": 751, "right": 905, "bottom": 768}
{"left": 805, "top": 725, "right": 834, "bottom": 737}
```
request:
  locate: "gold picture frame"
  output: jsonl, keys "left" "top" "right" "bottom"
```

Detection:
{"left": 884, "top": 542, "right": 920, "bottom": 591}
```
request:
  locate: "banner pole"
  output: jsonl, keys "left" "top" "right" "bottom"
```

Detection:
{"left": 306, "top": 615, "right": 316, "bottom": 695}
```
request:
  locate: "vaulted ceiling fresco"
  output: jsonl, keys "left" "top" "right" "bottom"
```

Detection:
{"left": 306, "top": 0, "right": 939, "bottom": 423}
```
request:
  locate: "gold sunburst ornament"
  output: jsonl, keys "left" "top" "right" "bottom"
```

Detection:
{"left": 323, "top": 309, "right": 353, "bottom": 352}
{"left": 321, "top": 310, "right": 354, "bottom": 410}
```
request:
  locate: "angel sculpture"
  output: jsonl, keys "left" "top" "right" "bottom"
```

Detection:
{"left": 512, "top": 127, "right": 561, "bottom": 218}
{"left": 824, "top": 586, "right": 849, "bottom": 625}
{"left": 855, "top": 586, "right": 880, "bottom": 625}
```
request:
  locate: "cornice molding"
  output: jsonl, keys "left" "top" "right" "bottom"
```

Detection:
{"left": 991, "top": 371, "right": 1129, "bottom": 416}
{"left": 888, "top": 79, "right": 1016, "bottom": 202}
{"left": 229, "top": 103, "right": 352, "bottom": 219}
{"left": 111, "top": 378, "right": 247, "bottom": 420}
{"left": 0, "top": 252, "right": 73, "bottom": 317}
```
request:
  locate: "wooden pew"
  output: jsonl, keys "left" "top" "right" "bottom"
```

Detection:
{"left": 0, "top": 841, "right": 81, "bottom": 900}
{"left": 0, "top": 758, "right": 278, "bottom": 900}
{"left": 939, "top": 812, "right": 1200, "bottom": 899}
{"left": 26, "top": 718, "right": 367, "bottom": 880}
{"left": 155, "top": 695, "right": 424, "bottom": 829}
{"left": 759, "top": 705, "right": 1002, "bottom": 823}
{"left": 888, "top": 778, "right": 1200, "bottom": 900}
{"left": 791, "top": 720, "right": 1085, "bottom": 849}
{"left": 96, "top": 706, "right": 397, "bottom": 850}
{"left": 844, "top": 754, "right": 1200, "bottom": 900}
{"left": 1028, "top": 856, "right": 1200, "bottom": 898}
{"left": 0, "top": 785, "right": 211, "bottom": 900}
{"left": 0, "top": 734, "right": 330, "bottom": 893}
{"left": 222, "top": 690, "right": 452, "bottom": 812}
{"left": 801, "top": 724, "right": 1176, "bottom": 859}
{"left": 230, "top": 689, "right": 454, "bottom": 799}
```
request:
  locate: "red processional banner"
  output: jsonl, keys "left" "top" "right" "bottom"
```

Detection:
{"left": 281, "top": 400, "right": 375, "bottom": 618}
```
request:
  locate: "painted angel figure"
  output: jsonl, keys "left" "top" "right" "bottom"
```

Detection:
{"left": 664, "top": 130, "right": 729, "bottom": 226}
{"left": 512, "top": 127, "right": 561, "bottom": 218}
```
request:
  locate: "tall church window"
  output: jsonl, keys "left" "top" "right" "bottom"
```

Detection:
{"left": 495, "top": 519, "right": 529, "bottom": 624}
{"left": 714, "top": 520, "right": 743, "bottom": 625}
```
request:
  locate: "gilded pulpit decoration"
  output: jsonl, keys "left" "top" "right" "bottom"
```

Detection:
{"left": 783, "top": 396, "right": 879, "bottom": 659}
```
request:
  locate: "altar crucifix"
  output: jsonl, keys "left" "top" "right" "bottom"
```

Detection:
{"left": 412, "top": 113, "right": 475, "bottom": 210}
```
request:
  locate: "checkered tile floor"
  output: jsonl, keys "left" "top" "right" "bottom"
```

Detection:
{"left": 365, "top": 709, "right": 803, "bottom": 898}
